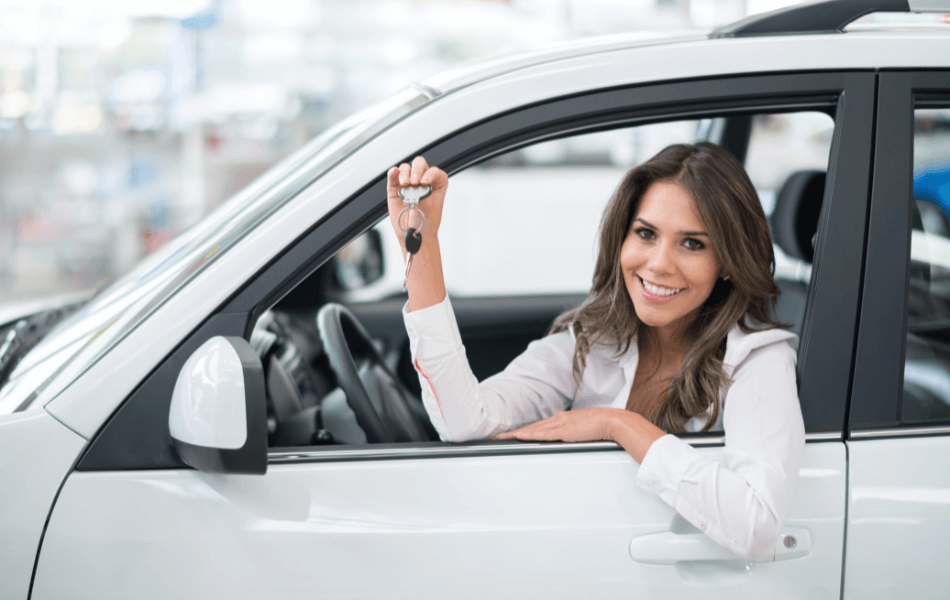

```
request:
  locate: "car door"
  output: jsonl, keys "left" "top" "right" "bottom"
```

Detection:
{"left": 32, "top": 72, "right": 873, "bottom": 599}
{"left": 845, "top": 71, "right": 950, "bottom": 599}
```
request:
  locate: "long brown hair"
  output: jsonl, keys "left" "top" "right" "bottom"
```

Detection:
{"left": 550, "top": 142, "right": 784, "bottom": 432}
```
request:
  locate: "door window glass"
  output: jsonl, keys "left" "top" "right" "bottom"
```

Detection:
{"left": 438, "top": 121, "right": 704, "bottom": 296}
{"left": 371, "top": 112, "right": 833, "bottom": 298}
{"left": 902, "top": 107, "right": 950, "bottom": 425}
{"left": 263, "top": 110, "right": 838, "bottom": 448}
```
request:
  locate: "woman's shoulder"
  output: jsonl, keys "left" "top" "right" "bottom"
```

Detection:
{"left": 723, "top": 324, "right": 798, "bottom": 377}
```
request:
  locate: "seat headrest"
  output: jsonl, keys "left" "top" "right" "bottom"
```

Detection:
{"left": 769, "top": 170, "right": 825, "bottom": 263}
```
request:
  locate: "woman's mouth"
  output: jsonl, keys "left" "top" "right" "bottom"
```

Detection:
{"left": 638, "top": 276, "right": 685, "bottom": 302}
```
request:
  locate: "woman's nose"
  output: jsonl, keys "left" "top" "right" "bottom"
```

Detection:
{"left": 647, "top": 242, "right": 675, "bottom": 274}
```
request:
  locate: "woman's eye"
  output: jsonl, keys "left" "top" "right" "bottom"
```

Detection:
{"left": 683, "top": 238, "right": 705, "bottom": 251}
{"left": 635, "top": 228, "right": 655, "bottom": 240}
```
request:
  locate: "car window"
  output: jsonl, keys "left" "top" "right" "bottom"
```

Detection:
{"left": 270, "top": 110, "right": 837, "bottom": 449}
{"left": 439, "top": 121, "right": 706, "bottom": 296}
{"left": 364, "top": 112, "right": 834, "bottom": 299}
{"left": 901, "top": 106, "right": 950, "bottom": 425}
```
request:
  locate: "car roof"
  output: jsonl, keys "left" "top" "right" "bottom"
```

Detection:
{"left": 422, "top": 0, "right": 950, "bottom": 95}
{"left": 421, "top": 28, "right": 950, "bottom": 96}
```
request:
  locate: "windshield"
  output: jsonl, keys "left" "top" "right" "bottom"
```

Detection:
{"left": 0, "top": 87, "right": 431, "bottom": 414}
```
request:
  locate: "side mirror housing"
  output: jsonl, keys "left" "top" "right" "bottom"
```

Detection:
{"left": 169, "top": 336, "right": 267, "bottom": 475}
{"left": 332, "top": 229, "right": 384, "bottom": 291}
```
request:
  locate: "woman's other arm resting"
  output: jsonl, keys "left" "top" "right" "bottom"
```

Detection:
{"left": 635, "top": 340, "right": 805, "bottom": 559}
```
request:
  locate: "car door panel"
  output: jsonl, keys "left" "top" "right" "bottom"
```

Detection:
{"left": 0, "top": 410, "right": 85, "bottom": 600}
{"left": 845, "top": 70, "right": 950, "bottom": 600}
{"left": 845, "top": 437, "right": 950, "bottom": 599}
{"left": 33, "top": 442, "right": 844, "bottom": 600}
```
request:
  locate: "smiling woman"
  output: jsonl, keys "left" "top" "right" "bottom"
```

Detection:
{"left": 391, "top": 143, "right": 803, "bottom": 560}
{"left": 558, "top": 142, "right": 786, "bottom": 435}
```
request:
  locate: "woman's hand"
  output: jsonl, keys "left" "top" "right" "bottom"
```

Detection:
{"left": 386, "top": 156, "right": 449, "bottom": 311}
{"left": 494, "top": 408, "right": 615, "bottom": 443}
{"left": 494, "top": 408, "right": 667, "bottom": 463}
{"left": 387, "top": 156, "right": 448, "bottom": 254}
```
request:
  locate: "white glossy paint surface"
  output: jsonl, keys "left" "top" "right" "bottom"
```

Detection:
{"left": 33, "top": 442, "right": 845, "bottom": 599}
{"left": 0, "top": 290, "right": 92, "bottom": 330}
{"left": 0, "top": 409, "right": 85, "bottom": 600}
{"left": 845, "top": 436, "right": 950, "bottom": 599}
{"left": 169, "top": 337, "right": 247, "bottom": 449}
{"left": 45, "top": 32, "right": 950, "bottom": 439}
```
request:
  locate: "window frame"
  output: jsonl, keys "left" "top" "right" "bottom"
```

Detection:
{"left": 849, "top": 70, "right": 950, "bottom": 438}
{"left": 78, "top": 71, "right": 876, "bottom": 472}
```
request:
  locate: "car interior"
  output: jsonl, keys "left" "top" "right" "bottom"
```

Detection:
{"left": 252, "top": 110, "right": 836, "bottom": 449}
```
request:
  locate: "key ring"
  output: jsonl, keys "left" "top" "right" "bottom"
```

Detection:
{"left": 397, "top": 205, "right": 425, "bottom": 233}
{"left": 397, "top": 184, "right": 430, "bottom": 233}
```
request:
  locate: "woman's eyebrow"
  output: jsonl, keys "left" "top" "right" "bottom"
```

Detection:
{"left": 635, "top": 217, "right": 709, "bottom": 237}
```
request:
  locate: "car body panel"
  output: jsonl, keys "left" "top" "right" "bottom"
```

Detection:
{"left": 422, "top": 31, "right": 950, "bottom": 95}
{"left": 0, "top": 291, "right": 92, "bottom": 330}
{"left": 844, "top": 70, "right": 950, "bottom": 599}
{"left": 0, "top": 409, "right": 85, "bottom": 600}
{"left": 33, "top": 442, "right": 844, "bottom": 599}
{"left": 844, "top": 436, "right": 950, "bottom": 598}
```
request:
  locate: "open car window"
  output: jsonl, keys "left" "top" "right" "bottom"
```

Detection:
{"left": 263, "top": 110, "right": 836, "bottom": 449}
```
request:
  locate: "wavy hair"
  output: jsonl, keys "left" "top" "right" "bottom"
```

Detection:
{"left": 550, "top": 142, "right": 785, "bottom": 432}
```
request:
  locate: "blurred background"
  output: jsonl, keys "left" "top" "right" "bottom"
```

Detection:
{"left": 0, "top": 0, "right": 943, "bottom": 303}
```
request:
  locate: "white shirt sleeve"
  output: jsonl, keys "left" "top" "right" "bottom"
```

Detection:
{"left": 635, "top": 340, "right": 805, "bottom": 560}
{"left": 403, "top": 294, "right": 577, "bottom": 441}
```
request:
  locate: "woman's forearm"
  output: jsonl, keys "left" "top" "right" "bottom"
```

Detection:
{"left": 405, "top": 233, "right": 447, "bottom": 313}
{"left": 606, "top": 408, "right": 666, "bottom": 463}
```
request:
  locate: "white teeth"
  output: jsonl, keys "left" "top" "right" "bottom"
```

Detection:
{"left": 641, "top": 278, "right": 684, "bottom": 297}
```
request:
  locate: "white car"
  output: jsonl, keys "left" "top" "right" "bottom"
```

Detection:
{"left": 3, "top": 0, "right": 950, "bottom": 598}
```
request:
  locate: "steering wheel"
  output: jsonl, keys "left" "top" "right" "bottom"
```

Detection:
{"left": 316, "top": 303, "right": 432, "bottom": 444}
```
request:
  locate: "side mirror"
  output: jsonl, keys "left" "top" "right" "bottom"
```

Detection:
{"left": 332, "top": 229, "right": 384, "bottom": 291}
{"left": 169, "top": 336, "right": 267, "bottom": 475}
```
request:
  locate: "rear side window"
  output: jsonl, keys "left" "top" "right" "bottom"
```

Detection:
{"left": 902, "top": 107, "right": 950, "bottom": 425}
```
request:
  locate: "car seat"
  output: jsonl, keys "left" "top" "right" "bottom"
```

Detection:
{"left": 769, "top": 170, "right": 825, "bottom": 335}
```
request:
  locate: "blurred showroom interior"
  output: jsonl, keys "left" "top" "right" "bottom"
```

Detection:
{"left": 0, "top": 0, "right": 932, "bottom": 303}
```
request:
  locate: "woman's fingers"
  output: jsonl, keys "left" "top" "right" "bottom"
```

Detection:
{"left": 410, "top": 156, "right": 428, "bottom": 185}
{"left": 393, "top": 157, "right": 443, "bottom": 187}
{"left": 493, "top": 410, "right": 613, "bottom": 443}
{"left": 387, "top": 166, "right": 401, "bottom": 191}
{"left": 495, "top": 416, "right": 563, "bottom": 440}
{"left": 397, "top": 162, "right": 412, "bottom": 186}
{"left": 420, "top": 166, "right": 447, "bottom": 190}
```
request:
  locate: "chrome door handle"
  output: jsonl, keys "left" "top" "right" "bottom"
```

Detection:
{"left": 630, "top": 527, "right": 811, "bottom": 564}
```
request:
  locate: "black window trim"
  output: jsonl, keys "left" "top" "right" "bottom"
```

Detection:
{"left": 78, "top": 70, "right": 876, "bottom": 472}
{"left": 849, "top": 69, "right": 950, "bottom": 436}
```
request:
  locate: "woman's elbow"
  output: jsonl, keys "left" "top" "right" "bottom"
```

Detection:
{"left": 733, "top": 511, "right": 784, "bottom": 560}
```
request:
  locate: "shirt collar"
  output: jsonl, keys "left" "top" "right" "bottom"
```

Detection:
{"left": 613, "top": 323, "right": 798, "bottom": 381}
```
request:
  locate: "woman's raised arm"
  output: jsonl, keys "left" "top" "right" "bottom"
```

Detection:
{"left": 387, "top": 156, "right": 577, "bottom": 441}
{"left": 387, "top": 156, "right": 448, "bottom": 312}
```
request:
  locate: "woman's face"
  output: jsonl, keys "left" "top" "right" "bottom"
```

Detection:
{"left": 619, "top": 180, "right": 723, "bottom": 339}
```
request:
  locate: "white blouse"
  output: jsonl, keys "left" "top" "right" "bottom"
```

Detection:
{"left": 403, "top": 294, "right": 805, "bottom": 560}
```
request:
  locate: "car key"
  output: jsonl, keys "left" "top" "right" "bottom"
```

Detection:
{"left": 398, "top": 184, "right": 429, "bottom": 291}
{"left": 403, "top": 227, "right": 422, "bottom": 291}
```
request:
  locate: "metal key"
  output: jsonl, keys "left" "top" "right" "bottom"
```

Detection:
{"left": 398, "top": 185, "right": 432, "bottom": 206}
{"left": 403, "top": 227, "right": 422, "bottom": 291}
